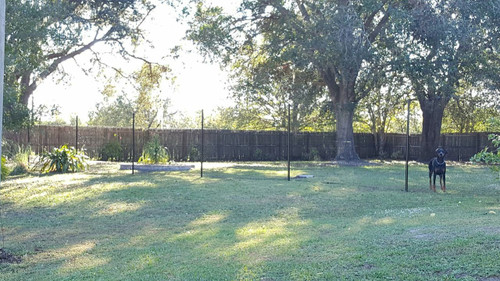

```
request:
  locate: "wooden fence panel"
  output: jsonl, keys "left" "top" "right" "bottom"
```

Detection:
{"left": 4, "top": 125, "right": 499, "bottom": 162}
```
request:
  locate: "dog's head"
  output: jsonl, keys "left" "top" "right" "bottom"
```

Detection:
{"left": 435, "top": 147, "right": 447, "bottom": 158}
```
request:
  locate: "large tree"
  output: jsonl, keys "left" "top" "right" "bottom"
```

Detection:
{"left": 229, "top": 54, "right": 331, "bottom": 132}
{"left": 88, "top": 63, "right": 172, "bottom": 129}
{"left": 4, "top": 0, "right": 155, "bottom": 129}
{"left": 396, "top": 0, "right": 500, "bottom": 161}
{"left": 186, "top": 0, "right": 397, "bottom": 161}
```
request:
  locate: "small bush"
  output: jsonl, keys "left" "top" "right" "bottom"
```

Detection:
{"left": 302, "top": 148, "right": 322, "bottom": 161}
{"left": 40, "top": 145, "right": 89, "bottom": 173}
{"left": 1, "top": 156, "right": 10, "bottom": 180}
{"left": 100, "top": 140, "right": 123, "bottom": 161}
{"left": 391, "top": 150, "right": 404, "bottom": 160}
{"left": 10, "top": 145, "right": 32, "bottom": 176}
{"left": 188, "top": 147, "right": 200, "bottom": 162}
{"left": 253, "top": 148, "right": 264, "bottom": 161}
{"left": 138, "top": 136, "right": 170, "bottom": 164}
{"left": 471, "top": 134, "right": 500, "bottom": 179}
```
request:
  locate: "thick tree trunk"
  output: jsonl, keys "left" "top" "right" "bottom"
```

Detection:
{"left": 378, "top": 131, "right": 387, "bottom": 158}
{"left": 321, "top": 66, "right": 361, "bottom": 162}
{"left": 334, "top": 102, "right": 360, "bottom": 161}
{"left": 418, "top": 98, "right": 448, "bottom": 162}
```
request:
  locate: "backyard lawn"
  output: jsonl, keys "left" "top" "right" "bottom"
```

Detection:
{"left": 0, "top": 161, "right": 499, "bottom": 280}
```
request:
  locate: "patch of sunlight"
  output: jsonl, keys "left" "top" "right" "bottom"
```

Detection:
{"left": 233, "top": 237, "right": 265, "bottom": 251}
{"left": 128, "top": 226, "right": 165, "bottom": 247}
{"left": 229, "top": 208, "right": 308, "bottom": 256}
{"left": 374, "top": 217, "right": 395, "bottom": 225}
{"left": 131, "top": 253, "right": 160, "bottom": 270}
{"left": 236, "top": 265, "right": 260, "bottom": 281}
{"left": 59, "top": 255, "right": 109, "bottom": 273}
{"left": 32, "top": 241, "right": 97, "bottom": 264}
{"left": 348, "top": 216, "right": 396, "bottom": 232}
{"left": 97, "top": 202, "right": 143, "bottom": 216}
{"left": 174, "top": 228, "right": 204, "bottom": 240}
{"left": 330, "top": 187, "right": 357, "bottom": 197}
{"left": 376, "top": 207, "right": 431, "bottom": 218}
{"left": 26, "top": 191, "right": 49, "bottom": 200}
{"left": 311, "top": 185, "right": 323, "bottom": 192}
{"left": 65, "top": 241, "right": 97, "bottom": 255}
{"left": 189, "top": 212, "right": 228, "bottom": 227}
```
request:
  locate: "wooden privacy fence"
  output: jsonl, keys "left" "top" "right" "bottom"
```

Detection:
{"left": 3, "top": 125, "right": 498, "bottom": 162}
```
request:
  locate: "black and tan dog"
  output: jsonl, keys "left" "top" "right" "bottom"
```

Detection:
{"left": 429, "top": 147, "right": 447, "bottom": 192}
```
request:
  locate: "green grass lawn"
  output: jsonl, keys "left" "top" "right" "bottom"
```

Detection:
{"left": 1, "top": 161, "right": 499, "bottom": 280}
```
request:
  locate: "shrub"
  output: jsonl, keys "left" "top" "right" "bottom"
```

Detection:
{"left": 40, "top": 145, "right": 89, "bottom": 173}
{"left": 188, "top": 147, "right": 200, "bottom": 162}
{"left": 10, "top": 145, "right": 32, "bottom": 176}
{"left": 471, "top": 134, "right": 500, "bottom": 179}
{"left": 253, "top": 148, "right": 264, "bottom": 161}
{"left": 100, "top": 140, "right": 123, "bottom": 161}
{"left": 302, "top": 148, "right": 322, "bottom": 161}
{"left": 138, "top": 136, "right": 170, "bottom": 164}
{"left": 1, "top": 156, "right": 10, "bottom": 180}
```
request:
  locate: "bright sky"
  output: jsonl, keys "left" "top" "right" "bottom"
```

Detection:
{"left": 34, "top": 1, "right": 240, "bottom": 123}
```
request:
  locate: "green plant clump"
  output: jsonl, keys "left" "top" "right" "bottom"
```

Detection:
{"left": 40, "top": 145, "right": 89, "bottom": 173}
{"left": 100, "top": 140, "right": 123, "bottom": 161}
{"left": 138, "top": 135, "right": 170, "bottom": 164}
{"left": 10, "top": 145, "right": 32, "bottom": 176}
{"left": 471, "top": 134, "right": 500, "bottom": 179}
{"left": 1, "top": 156, "right": 10, "bottom": 180}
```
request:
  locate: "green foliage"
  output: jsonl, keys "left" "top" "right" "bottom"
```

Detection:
{"left": 253, "top": 148, "right": 264, "bottom": 161}
{"left": 302, "top": 148, "right": 321, "bottom": 161}
{"left": 471, "top": 134, "right": 500, "bottom": 179}
{"left": 442, "top": 87, "right": 500, "bottom": 133}
{"left": 1, "top": 156, "right": 10, "bottom": 180}
{"left": 138, "top": 136, "right": 170, "bottom": 164}
{"left": 10, "top": 145, "right": 32, "bottom": 176}
{"left": 487, "top": 117, "right": 500, "bottom": 132}
{"left": 187, "top": 147, "right": 200, "bottom": 162}
{"left": 100, "top": 135, "right": 124, "bottom": 161}
{"left": 40, "top": 145, "right": 89, "bottom": 173}
{"left": 88, "top": 63, "right": 172, "bottom": 129}
{"left": 5, "top": 0, "right": 155, "bottom": 129}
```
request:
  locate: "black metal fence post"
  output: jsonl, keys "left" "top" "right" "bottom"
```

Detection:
{"left": 405, "top": 100, "right": 410, "bottom": 192}
{"left": 75, "top": 116, "right": 79, "bottom": 152}
{"left": 201, "top": 109, "right": 204, "bottom": 178}
{"left": 132, "top": 112, "right": 135, "bottom": 175}
{"left": 288, "top": 104, "right": 291, "bottom": 181}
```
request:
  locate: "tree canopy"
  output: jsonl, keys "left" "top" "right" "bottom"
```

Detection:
{"left": 393, "top": 0, "right": 500, "bottom": 160}
{"left": 187, "top": 0, "right": 397, "bottom": 161}
{"left": 4, "top": 0, "right": 156, "bottom": 129}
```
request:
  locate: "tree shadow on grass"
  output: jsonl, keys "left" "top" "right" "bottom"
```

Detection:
{"left": 2, "top": 163, "right": 500, "bottom": 280}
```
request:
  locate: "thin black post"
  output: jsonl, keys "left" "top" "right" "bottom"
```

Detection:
{"left": 75, "top": 116, "right": 79, "bottom": 152}
{"left": 287, "top": 104, "right": 291, "bottom": 181}
{"left": 28, "top": 96, "right": 34, "bottom": 144}
{"left": 201, "top": 109, "right": 204, "bottom": 178}
{"left": 405, "top": 99, "right": 410, "bottom": 192}
{"left": 27, "top": 118, "right": 30, "bottom": 144}
{"left": 132, "top": 112, "right": 135, "bottom": 175}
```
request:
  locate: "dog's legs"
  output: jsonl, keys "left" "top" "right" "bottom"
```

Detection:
{"left": 429, "top": 172, "right": 433, "bottom": 190}
{"left": 432, "top": 173, "right": 437, "bottom": 192}
{"left": 441, "top": 173, "right": 446, "bottom": 192}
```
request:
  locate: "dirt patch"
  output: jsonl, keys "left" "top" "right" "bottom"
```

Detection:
{"left": 0, "top": 249, "right": 22, "bottom": 264}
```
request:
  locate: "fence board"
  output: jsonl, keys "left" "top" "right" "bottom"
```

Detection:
{"left": 3, "top": 126, "right": 498, "bottom": 162}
